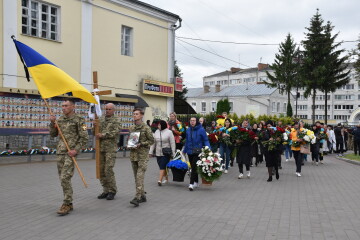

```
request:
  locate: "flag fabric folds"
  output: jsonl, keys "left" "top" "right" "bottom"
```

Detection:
{"left": 13, "top": 39, "right": 97, "bottom": 104}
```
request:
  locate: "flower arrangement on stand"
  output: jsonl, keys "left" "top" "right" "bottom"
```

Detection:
{"left": 196, "top": 146, "right": 224, "bottom": 185}
{"left": 167, "top": 150, "right": 190, "bottom": 182}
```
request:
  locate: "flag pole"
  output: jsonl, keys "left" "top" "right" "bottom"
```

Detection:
{"left": 43, "top": 98, "right": 88, "bottom": 188}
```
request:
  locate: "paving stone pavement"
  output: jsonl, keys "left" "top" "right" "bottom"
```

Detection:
{"left": 0, "top": 153, "right": 360, "bottom": 240}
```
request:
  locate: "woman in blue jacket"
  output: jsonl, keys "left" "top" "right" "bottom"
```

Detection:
{"left": 183, "top": 117, "right": 210, "bottom": 191}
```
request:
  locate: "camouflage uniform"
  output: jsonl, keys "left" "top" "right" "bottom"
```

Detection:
{"left": 50, "top": 114, "right": 89, "bottom": 205}
{"left": 129, "top": 122, "right": 154, "bottom": 200}
{"left": 98, "top": 115, "right": 120, "bottom": 194}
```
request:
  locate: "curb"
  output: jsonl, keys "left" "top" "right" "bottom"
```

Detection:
{"left": 336, "top": 156, "right": 360, "bottom": 166}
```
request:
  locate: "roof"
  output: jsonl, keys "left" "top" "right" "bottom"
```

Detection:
{"left": 186, "top": 84, "right": 277, "bottom": 98}
{"left": 115, "top": 94, "right": 149, "bottom": 108}
{"left": 124, "top": 0, "right": 181, "bottom": 20}
{"left": 204, "top": 66, "right": 271, "bottom": 79}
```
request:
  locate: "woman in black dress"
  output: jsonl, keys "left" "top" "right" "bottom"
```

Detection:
{"left": 262, "top": 120, "right": 280, "bottom": 182}
{"left": 236, "top": 120, "right": 252, "bottom": 179}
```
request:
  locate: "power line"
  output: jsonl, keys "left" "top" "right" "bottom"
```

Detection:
{"left": 176, "top": 50, "right": 229, "bottom": 69}
{"left": 177, "top": 36, "right": 359, "bottom": 46}
{"left": 176, "top": 38, "right": 252, "bottom": 68}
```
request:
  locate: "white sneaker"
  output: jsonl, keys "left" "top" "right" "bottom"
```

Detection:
{"left": 286, "top": 159, "right": 289, "bottom": 162}
{"left": 188, "top": 184, "right": 194, "bottom": 191}
{"left": 297, "top": 173, "right": 301, "bottom": 177}
{"left": 162, "top": 179, "right": 168, "bottom": 184}
{"left": 316, "top": 162, "right": 319, "bottom": 166}
{"left": 193, "top": 182, "right": 199, "bottom": 188}
{"left": 320, "top": 161, "right": 324, "bottom": 164}
{"left": 224, "top": 170, "right": 228, "bottom": 174}
{"left": 238, "top": 173, "right": 243, "bottom": 179}
{"left": 247, "top": 171, "right": 251, "bottom": 178}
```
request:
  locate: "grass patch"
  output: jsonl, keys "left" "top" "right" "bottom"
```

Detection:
{"left": 343, "top": 154, "right": 360, "bottom": 162}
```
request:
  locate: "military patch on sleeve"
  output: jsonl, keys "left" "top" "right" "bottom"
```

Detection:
{"left": 82, "top": 124, "right": 87, "bottom": 131}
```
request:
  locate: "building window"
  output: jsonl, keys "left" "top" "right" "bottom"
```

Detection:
{"left": 21, "top": 0, "right": 60, "bottom": 41}
{"left": 335, "top": 95, "right": 355, "bottom": 100}
{"left": 191, "top": 102, "right": 196, "bottom": 110}
{"left": 298, "top": 115, "right": 308, "bottom": 119}
{"left": 211, "top": 102, "right": 216, "bottom": 112}
{"left": 201, "top": 102, "right": 206, "bottom": 112}
{"left": 229, "top": 102, "right": 233, "bottom": 112}
{"left": 283, "top": 103, "right": 287, "bottom": 113}
{"left": 272, "top": 102, "right": 276, "bottom": 112}
{"left": 121, "top": 26, "right": 133, "bottom": 56}
{"left": 276, "top": 102, "right": 280, "bottom": 112}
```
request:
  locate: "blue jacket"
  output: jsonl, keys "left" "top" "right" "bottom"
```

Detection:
{"left": 183, "top": 123, "right": 210, "bottom": 154}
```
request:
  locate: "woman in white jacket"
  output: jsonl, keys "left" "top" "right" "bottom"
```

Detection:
{"left": 149, "top": 120, "right": 176, "bottom": 186}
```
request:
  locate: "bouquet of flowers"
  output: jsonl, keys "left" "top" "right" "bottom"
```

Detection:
{"left": 196, "top": 146, "right": 224, "bottom": 182}
{"left": 262, "top": 127, "right": 286, "bottom": 151}
{"left": 317, "top": 128, "right": 328, "bottom": 143}
{"left": 229, "top": 126, "right": 256, "bottom": 145}
{"left": 290, "top": 128, "right": 315, "bottom": 147}
{"left": 208, "top": 133, "right": 218, "bottom": 144}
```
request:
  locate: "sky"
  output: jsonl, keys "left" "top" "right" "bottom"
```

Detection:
{"left": 144, "top": 0, "right": 360, "bottom": 88}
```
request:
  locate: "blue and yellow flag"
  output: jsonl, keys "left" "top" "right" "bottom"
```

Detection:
{"left": 13, "top": 38, "right": 97, "bottom": 104}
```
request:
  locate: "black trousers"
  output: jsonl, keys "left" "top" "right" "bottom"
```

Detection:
{"left": 293, "top": 150, "right": 303, "bottom": 173}
{"left": 238, "top": 163, "right": 250, "bottom": 174}
{"left": 354, "top": 141, "right": 360, "bottom": 155}
{"left": 312, "top": 151, "right": 319, "bottom": 162}
{"left": 188, "top": 154, "right": 199, "bottom": 184}
{"left": 336, "top": 141, "right": 344, "bottom": 154}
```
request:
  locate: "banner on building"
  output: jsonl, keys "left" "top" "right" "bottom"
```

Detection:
{"left": 175, "top": 77, "right": 183, "bottom": 92}
{"left": 142, "top": 79, "right": 174, "bottom": 97}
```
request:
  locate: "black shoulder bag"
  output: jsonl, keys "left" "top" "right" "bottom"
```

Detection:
{"left": 160, "top": 130, "right": 172, "bottom": 156}
{"left": 191, "top": 128, "right": 202, "bottom": 155}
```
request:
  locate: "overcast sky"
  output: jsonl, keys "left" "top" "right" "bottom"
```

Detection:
{"left": 145, "top": 0, "right": 360, "bottom": 88}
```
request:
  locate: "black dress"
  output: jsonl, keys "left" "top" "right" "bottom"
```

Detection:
{"left": 236, "top": 140, "right": 252, "bottom": 165}
{"left": 262, "top": 129, "right": 280, "bottom": 168}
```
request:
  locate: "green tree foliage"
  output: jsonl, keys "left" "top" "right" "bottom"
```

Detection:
{"left": 353, "top": 35, "right": 360, "bottom": 81}
{"left": 287, "top": 103, "right": 293, "bottom": 118}
{"left": 318, "top": 21, "right": 350, "bottom": 124}
{"left": 174, "top": 61, "right": 188, "bottom": 101}
{"left": 265, "top": 34, "right": 299, "bottom": 117}
{"left": 216, "top": 98, "right": 231, "bottom": 115}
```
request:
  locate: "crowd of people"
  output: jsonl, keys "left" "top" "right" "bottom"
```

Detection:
{"left": 49, "top": 101, "right": 357, "bottom": 216}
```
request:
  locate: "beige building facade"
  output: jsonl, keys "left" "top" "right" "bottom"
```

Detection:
{"left": 1, "top": 0, "right": 181, "bottom": 122}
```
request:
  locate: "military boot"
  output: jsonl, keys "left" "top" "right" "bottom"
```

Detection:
{"left": 97, "top": 192, "right": 108, "bottom": 199}
{"left": 130, "top": 198, "right": 139, "bottom": 207}
{"left": 57, "top": 203, "right": 73, "bottom": 216}
{"left": 106, "top": 192, "right": 115, "bottom": 200}
{"left": 139, "top": 195, "right": 147, "bottom": 203}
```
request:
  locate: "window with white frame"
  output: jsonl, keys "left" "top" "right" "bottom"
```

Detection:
{"left": 297, "top": 105, "right": 308, "bottom": 110}
{"left": 283, "top": 103, "right": 287, "bottom": 112}
{"left": 121, "top": 26, "right": 133, "bottom": 56}
{"left": 272, "top": 102, "right": 276, "bottom": 112}
{"left": 201, "top": 102, "right": 206, "bottom": 112}
{"left": 339, "top": 84, "right": 354, "bottom": 90}
{"left": 191, "top": 102, "right": 196, "bottom": 110}
{"left": 229, "top": 102, "right": 233, "bottom": 112}
{"left": 276, "top": 102, "right": 280, "bottom": 112}
{"left": 298, "top": 115, "right": 308, "bottom": 119}
{"left": 211, "top": 102, "right": 217, "bottom": 112}
{"left": 335, "top": 94, "right": 355, "bottom": 100}
{"left": 21, "top": 0, "right": 60, "bottom": 41}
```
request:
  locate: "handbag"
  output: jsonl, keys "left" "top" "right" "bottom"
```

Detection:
{"left": 160, "top": 130, "right": 172, "bottom": 157}
{"left": 191, "top": 129, "right": 202, "bottom": 155}
{"left": 300, "top": 143, "right": 310, "bottom": 154}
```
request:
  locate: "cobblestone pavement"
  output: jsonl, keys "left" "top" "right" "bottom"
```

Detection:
{"left": 0, "top": 153, "right": 360, "bottom": 240}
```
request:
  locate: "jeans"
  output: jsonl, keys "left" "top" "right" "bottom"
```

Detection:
{"left": 284, "top": 144, "right": 292, "bottom": 159}
{"left": 219, "top": 143, "right": 231, "bottom": 170}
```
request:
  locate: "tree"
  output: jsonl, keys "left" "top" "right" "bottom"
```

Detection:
{"left": 265, "top": 34, "right": 299, "bottom": 117}
{"left": 353, "top": 35, "right": 360, "bottom": 81}
{"left": 216, "top": 98, "right": 231, "bottom": 115}
{"left": 318, "top": 22, "right": 350, "bottom": 124}
{"left": 301, "top": 9, "right": 329, "bottom": 124}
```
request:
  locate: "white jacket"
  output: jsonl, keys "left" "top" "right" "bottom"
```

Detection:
{"left": 149, "top": 129, "right": 176, "bottom": 157}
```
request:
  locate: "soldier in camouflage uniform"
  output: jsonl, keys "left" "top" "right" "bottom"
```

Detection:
{"left": 49, "top": 99, "right": 89, "bottom": 216}
{"left": 95, "top": 103, "right": 120, "bottom": 200}
{"left": 129, "top": 108, "right": 154, "bottom": 207}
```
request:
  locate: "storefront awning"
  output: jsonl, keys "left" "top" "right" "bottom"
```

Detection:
{"left": 115, "top": 94, "right": 149, "bottom": 108}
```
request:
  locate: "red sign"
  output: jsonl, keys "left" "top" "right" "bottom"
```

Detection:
{"left": 175, "top": 77, "right": 183, "bottom": 92}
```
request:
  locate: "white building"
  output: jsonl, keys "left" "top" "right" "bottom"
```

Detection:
{"left": 186, "top": 84, "right": 291, "bottom": 117}
{"left": 203, "top": 64, "right": 271, "bottom": 87}
{"left": 296, "top": 63, "right": 359, "bottom": 125}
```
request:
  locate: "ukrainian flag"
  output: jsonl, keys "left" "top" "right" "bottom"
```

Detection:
{"left": 13, "top": 39, "right": 97, "bottom": 104}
